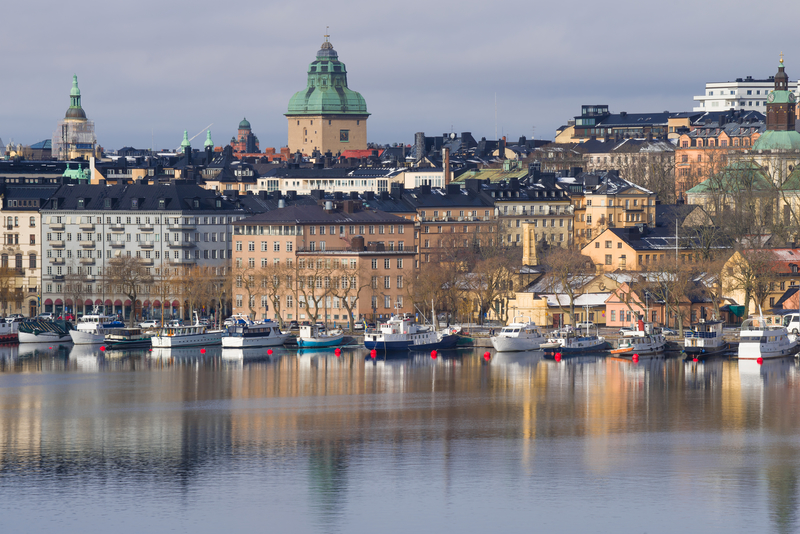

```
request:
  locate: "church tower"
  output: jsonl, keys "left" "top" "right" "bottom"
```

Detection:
{"left": 753, "top": 55, "right": 800, "bottom": 151}
{"left": 52, "top": 75, "right": 97, "bottom": 160}
{"left": 286, "top": 35, "right": 369, "bottom": 155}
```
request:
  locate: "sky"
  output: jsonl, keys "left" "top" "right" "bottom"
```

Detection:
{"left": 2, "top": 0, "right": 800, "bottom": 152}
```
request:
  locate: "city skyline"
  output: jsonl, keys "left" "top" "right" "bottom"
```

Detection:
{"left": 1, "top": 0, "right": 799, "bottom": 150}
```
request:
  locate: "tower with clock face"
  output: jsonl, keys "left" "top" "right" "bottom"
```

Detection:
{"left": 765, "top": 54, "right": 797, "bottom": 132}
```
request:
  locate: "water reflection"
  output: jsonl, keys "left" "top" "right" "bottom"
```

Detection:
{"left": 1, "top": 345, "right": 800, "bottom": 533}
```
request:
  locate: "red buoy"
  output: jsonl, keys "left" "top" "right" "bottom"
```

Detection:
{"left": 484, "top": 352, "right": 491, "bottom": 361}
{"left": 334, "top": 348, "right": 341, "bottom": 356}
{"left": 370, "top": 349, "right": 377, "bottom": 359}
{"left": 200, "top": 348, "right": 206, "bottom": 354}
{"left": 632, "top": 354, "right": 639, "bottom": 363}
{"left": 555, "top": 353, "right": 562, "bottom": 362}
{"left": 267, "top": 349, "right": 273, "bottom": 355}
{"left": 99, "top": 346, "right": 106, "bottom": 352}
{"left": 49, "top": 347, "right": 52, "bottom": 349}
{"left": 757, "top": 357, "right": 764, "bottom": 365}
{"left": 693, "top": 357, "right": 698, "bottom": 363}
{"left": 431, "top": 350, "right": 437, "bottom": 359}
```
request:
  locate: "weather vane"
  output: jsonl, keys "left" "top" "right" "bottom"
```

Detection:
{"left": 325, "top": 26, "right": 330, "bottom": 42}
{"left": 780, "top": 51, "right": 784, "bottom": 65}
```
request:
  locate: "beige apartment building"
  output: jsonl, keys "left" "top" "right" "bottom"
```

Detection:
{"left": 231, "top": 203, "right": 415, "bottom": 325}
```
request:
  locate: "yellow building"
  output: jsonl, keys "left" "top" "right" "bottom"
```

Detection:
{"left": 286, "top": 37, "right": 369, "bottom": 155}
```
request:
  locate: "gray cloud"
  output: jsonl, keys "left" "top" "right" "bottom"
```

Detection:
{"left": 1, "top": 0, "right": 798, "bottom": 150}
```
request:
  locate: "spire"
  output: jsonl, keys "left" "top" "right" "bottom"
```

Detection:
{"left": 204, "top": 130, "right": 214, "bottom": 148}
{"left": 180, "top": 130, "right": 191, "bottom": 149}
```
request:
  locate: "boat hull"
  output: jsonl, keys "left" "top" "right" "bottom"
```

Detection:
{"left": 298, "top": 334, "right": 345, "bottom": 348}
{"left": 19, "top": 331, "right": 72, "bottom": 344}
{"left": 152, "top": 331, "right": 224, "bottom": 348}
{"left": 491, "top": 336, "right": 545, "bottom": 352}
{"left": 69, "top": 330, "right": 106, "bottom": 345}
{"left": 221, "top": 333, "right": 290, "bottom": 348}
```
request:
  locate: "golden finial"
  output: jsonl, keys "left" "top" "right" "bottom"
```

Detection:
{"left": 780, "top": 51, "right": 784, "bottom": 65}
{"left": 324, "top": 26, "right": 330, "bottom": 42}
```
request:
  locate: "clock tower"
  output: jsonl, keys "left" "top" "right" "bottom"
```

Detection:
{"left": 765, "top": 54, "right": 796, "bottom": 132}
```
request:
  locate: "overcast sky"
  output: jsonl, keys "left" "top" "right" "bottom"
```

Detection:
{"left": 2, "top": 0, "right": 799, "bottom": 151}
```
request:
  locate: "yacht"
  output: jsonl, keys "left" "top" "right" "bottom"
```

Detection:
{"left": 683, "top": 319, "right": 727, "bottom": 357}
{"left": 297, "top": 324, "right": 344, "bottom": 348}
{"left": 18, "top": 319, "right": 73, "bottom": 343}
{"left": 490, "top": 317, "right": 547, "bottom": 352}
{"left": 69, "top": 308, "right": 125, "bottom": 345}
{"left": 738, "top": 314, "right": 798, "bottom": 360}
{"left": 221, "top": 318, "right": 290, "bottom": 348}
{"left": 364, "top": 315, "right": 459, "bottom": 352}
{"left": 151, "top": 312, "right": 224, "bottom": 348}
{"left": 541, "top": 325, "right": 606, "bottom": 357}
{"left": 611, "top": 320, "right": 666, "bottom": 356}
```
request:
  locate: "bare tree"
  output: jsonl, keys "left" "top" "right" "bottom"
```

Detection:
{"left": 723, "top": 249, "right": 780, "bottom": 317}
{"left": 106, "top": 255, "right": 154, "bottom": 327}
{"left": 538, "top": 247, "right": 593, "bottom": 328}
{"left": 329, "top": 258, "right": 372, "bottom": 330}
{"left": 645, "top": 257, "right": 695, "bottom": 334}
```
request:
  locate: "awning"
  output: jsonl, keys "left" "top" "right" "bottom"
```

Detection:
{"left": 114, "top": 299, "right": 123, "bottom": 306}
{"left": 172, "top": 300, "right": 180, "bottom": 307}
{"left": 44, "top": 298, "right": 53, "bottom": 305}
{"left": 729, "top": 305, "right": 746, "bottom": 317}
{"left": 105, "top": 299, "right": 113, "bottom": 306}
{"left": 124, "top": 300, "right": 132, "bottom": 306}
{"left": 143, "top": 300, "right": 150, "bottom": 307}
{"left": 153, "top": 300, "right": 161, "bottom": 307}
{"left": 55, "top": 299, "right": 63, "bottom": 305}
{"left": 65, "top": 299, "right": 73, "bottom": 306}
{"left": 85, "top": 299, "right": 93, "bottom": 306}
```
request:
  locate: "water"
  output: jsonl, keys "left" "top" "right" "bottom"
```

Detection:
{"left": 0, "top": 344, "right": 799, "bottom": 533}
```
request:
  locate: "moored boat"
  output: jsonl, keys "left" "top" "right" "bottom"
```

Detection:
{"left": 0, "top": 320, "right": 19, "bottom": 343}
{"left": 104, "top": 327, "right": 152, "bottom": 349}
{"left": 69, "top": 309, "right": 125, "bottom": 345}
{"left": 152, "top": 312, "right": 224, "bottom": 348}
{"left": 738, "top": 314, "right": 798, "bottom": 360}
{"left": 297, "top": 324, "right": 344, "bottom": 348}
{"left": 490, "top": 317, "right": 547, "bottom": 352}
{"left": 18, "top": 319, "right": 73, "bottom": 344}
{"left": 542, "top": 325, "right": 606, "bottom": 357}
{"left": 364, "top": 315, "right": 459, "bottom": 352}
{"left": 611, "top": 319, "right": 666, "bottom": 356}
{"left": 683, "top": 319, "right": 727, "bottom": 357}
{"left": 221, "top": 318, "right": 290, "bottom": 348}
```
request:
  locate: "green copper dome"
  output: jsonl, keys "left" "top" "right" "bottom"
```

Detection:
{"left": 286, "top": 39, "right": 369, "bottom": 116}
{"left": 204, "top": 130, "right": 214, "bottom": 148}
{"left": 180, "top": 130, "right": 191, "bottom": 149}
{"left": 238, "top": 118, "right": 251, "bottom": 130}
{"left": 752, "top": 130, "right": 800, "bottom": 151}
{"left": 65, "top": 74, "right": 87, "bottom": 120}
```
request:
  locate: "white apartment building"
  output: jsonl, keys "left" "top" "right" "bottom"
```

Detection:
{"left": 693, "top": 75, "right": 799, "bottom": 112}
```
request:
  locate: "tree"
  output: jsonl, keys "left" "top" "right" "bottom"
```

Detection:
{"left": 256, "top": 259, "right": 290, "bottom": 327}
{"left": 329, "top": 258, "right": 372, "bottom": 330}
{"left": 723, "top": 249, "right": 780, "bottom": 317}
{"left": 538, "top": 247, "right": 593, "bottom": 328}
{"left": 152, "top": 266, "right": 177, "bottom": 326}
{"left": 645, "top": 257, "right": 695, "bottom": 334}
{"left": 106, "top": 255, "right": 154, "bottom": 327}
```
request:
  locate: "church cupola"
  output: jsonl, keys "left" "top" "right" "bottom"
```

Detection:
{"left": 65, "top": 74, "right": 87, "bottom": 120}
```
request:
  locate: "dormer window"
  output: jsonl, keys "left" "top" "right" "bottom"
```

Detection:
{"left": 215, "top": 200, "right": 222, "bottom": 208}
{"left": 77, "top": 198, "right": 85, "bottom": 209}
{"left": 131, "top": 198, "right": 138, "bottom": 209}
{"left": 104, "top": 198, "right": 111, "bottom": 208}
{"left": 792, "top": 264, "right": 798, "bottom": 274}
{"left": 158, "top": 199, "right": 166, "bottom": 210}
{"left": 193, "top": 200, "right": 200, "bottom": 209}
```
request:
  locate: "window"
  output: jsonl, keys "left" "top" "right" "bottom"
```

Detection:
{"left": 605, "top": 240, "right": 611, "bottom": 248}
{"left": 397, "top": 276, "right": 403, "bottom": 289}
{"left": 371, "top": 259, "right": 378, "bottom": 269}
{"left": 384, "top": 276, "right": 391, "bottom": 289}
{"left": 273, "top": 242, "right": 280, "bottom": 252}
{"left": 384, "top": 259, "right": 390, "bottom": 269}
{"left": 384, "top": 295, "right": 391, "bottom": 309}
{"left": 236, "top": 241, "right": 242, "bottom": 251}
{"left": 248, "top": 241, "right": 255, "bottom": 251}
{"left": 611, "top": 310, "right": 616, "bottom": 322}
{"left": 397, "top": 259, "right": 403, "bottom": 268}
{"left": 595, "top": 242, "right": 600, "bottom": 248}
{"left": 605, "top": 254, "right": 612, "bottom": 265}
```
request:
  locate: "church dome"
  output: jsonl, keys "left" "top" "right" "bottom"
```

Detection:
{"left": 65, "top": 74, "right": 87, "bottom": 120}
{"left": 286, "top": 39, "right": 369, "bottom": 117}
{"left": 238, "top": 118, "right": 251, "bottom": 130}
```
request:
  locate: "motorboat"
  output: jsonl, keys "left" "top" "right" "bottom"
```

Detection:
{"left": 103, "top": 327, "right": 152, "bottom": 349}
{"left": 490, "top": 317, "right": 547, "bottom": 352}
{"left": 738, "top": 313, "right": 798, "bottom": 360}
{"left": 364, "top": 314, "right": 459, "bottom": 352}
{"left": 683, "top": 319, "right": 727, "bottom": 357}
{"left": 541, "top": 324, "right": 606, "bottom": 357}
{"left": 610, "top": 319, "right": 666, "bottom": 356}
{"left": 69, "top": 308, "right": 125, "bottom": 344}
{"left": 18, "top": 319, "right": 73, "bottom": 344}
{"left": 297, "top": 324, "right": 345, "bottom": 348}
{"left": 0, "top": 320, "right": 19, "bottom": 343}
{"left": 221, "top": 317, "right": 290, "bottom": 348}
{"left": 151, "top": 311, "right": 224, "bottom": 348}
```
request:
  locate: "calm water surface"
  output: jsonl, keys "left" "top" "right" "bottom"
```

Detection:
{"left": 0, "top": 343, "right": 799, "bottom": 533}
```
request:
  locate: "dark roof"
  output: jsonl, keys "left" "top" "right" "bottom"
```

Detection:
{"left": 775, "top": 287, "right": 799, "bottom": 308}
{"left": 234, "top": 204, "right": 409, "bottom": 225}
{"left": 42, "top": 183, "right": 238, "bottom": 211}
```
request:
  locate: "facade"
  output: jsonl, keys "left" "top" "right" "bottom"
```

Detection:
{"left": 557, "top": 105, "right": 676, "bottom": 143}
{"left": 230, "top": 119, "right": 259, "bottom": 154}
{"left": 286, "top": 37, "right": 369, "bottom": 154}
{"left": 40, "top": 183, "right": 245, "bottom": 319}
{"left": 230, "top": 204, "right": 415, "bottom": 324}
{"left": 693, "top": 76, "right": 798, "bottom": 112}
{"left": 52, "top": 75, "right": 97, "bottom": 161}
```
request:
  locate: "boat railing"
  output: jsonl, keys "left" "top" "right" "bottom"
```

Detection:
{"left": 685, "top": 331, "right": 718, "bottom": 339}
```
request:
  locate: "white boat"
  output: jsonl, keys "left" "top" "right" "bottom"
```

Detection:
{"left": 611, "top": 320, "right": 666, "bottom": 356}
{"left": 683, "top": 319, "right": 727, "bottom": 357}
{"left": 69, "top": 308, "right": 125, "bottom": 345}
{"left": 541, "top": 324, "right": 606, "bottom": 356}
{"left": 490, "top": 317, "right": 547, "bottom": 352}
{"left": 364, "top": 314, "right": 459, "bottom": 352}
{"left": 738, "top": 313, "right": 798, "bottom": 360}
{"left": 221, "top": 318, "right": 291, "bottom": 348}
{"left": 0, "top": 320, "right": 19, "bottom": 343}
{"left": 151, "top": 312, "right": 224, "bottom": 348}
{"left": 18, "top": 319, "right": 73, "bottom": 344}
{"left": 297, "top": 324, "right": 344, "bottom": 348}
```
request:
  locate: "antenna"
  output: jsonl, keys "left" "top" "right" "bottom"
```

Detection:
{"left": 494, "top": 92, "right": 498, "bottom": 141}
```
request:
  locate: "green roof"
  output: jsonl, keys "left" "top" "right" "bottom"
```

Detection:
{"left": 778, "top": 166, "right": 800, "bottom": 191}
{"left": 752, "top": 129, "right": 800, "bottom": 151}
{"left": 286, "top": 40, "right": 368, "bottom": 116}
{"left": 686, "top": 160, "right": 773, "bottom": 194}
{"left": 238, "top": 118, "right": 251, "bottom": 129}
{"left": 452, "top": 166, "right": 528, "bottom": 184}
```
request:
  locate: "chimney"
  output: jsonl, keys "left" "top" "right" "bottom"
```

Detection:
{"left": 443, "top": 147, "right": 451, "bottom": 185}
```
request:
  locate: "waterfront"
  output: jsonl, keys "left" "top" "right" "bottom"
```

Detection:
{"left": 0, "top": 345, "right": 799, "bottom": 533}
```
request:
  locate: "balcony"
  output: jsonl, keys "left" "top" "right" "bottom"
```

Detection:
{"left": 79, "top": 223, "right": 95, "bottom": 231}
{"left": 84, "top": 275, "right": 95, "bottom": 281}
{"left": 79, "top": 258, "right": 95, "bottom": 265}
{"left": 110, "top": 224, "right": 125, "bottom": 232}
{"left": 140, "top": 258, "right": 154, "bottom": 265}
{"left": 53, "top": 275, "right": 64, "bottom": 281}
{"left": 139, "top": 241, "right": 154, "bottom": 248}
{"left": 171, "top": 258, "right": 196, "bottom": 265}
{"left": 50, "top": 240, "right": 65, "bottom": 248}
{"left": 50, "top": 257, "right": 65, "bottom": 265}
{"left": 139, "top": 224, "right": 154, "bottom": 232}
{"left": 167, "top": 241, "right": 195, "bottom": 248}
{"left": 109, "top": 242, "right": 125, "bottom": 248}
{"left": 168, "top": 223, "right": 196, "bottom": 230}
{"left": 50, "top": 223, "right": 65, "bottom": 231}
{"left": 79, "top": 240, "right": 95, "bottom": 248}
{"left": 28, "top": 286, "right": 37, "bottom": 294}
